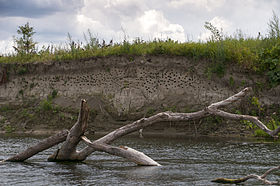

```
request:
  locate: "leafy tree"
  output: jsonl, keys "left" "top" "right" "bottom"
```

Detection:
{"left": 267, "top": 11, "right": 280, "bottom": 39}
{"left": 13, "top": 22, "right": 37, "bottom": 54}
{"left": 204, "top": 21, "right": 223, "bottom": 41}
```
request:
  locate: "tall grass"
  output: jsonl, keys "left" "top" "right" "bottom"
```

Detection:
{"left": 0, "top": 21, "right": 279, "bottom": 85}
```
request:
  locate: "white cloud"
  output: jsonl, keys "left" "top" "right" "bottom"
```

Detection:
{"left": 211, "top": 16, "right": 232, "bottom": 31}
{"left": 77, "top": 1, "right": 185, "bottom": 42}
{"left": 76, "top": 14, "right": 104, "bottom": 32}
{"left": 169, "top": 0, "right": 225, "bottom": 11}
{"left": 135, "top": 10, "right": 185, "bottom": 41}
{"left": 0, "top": 0, "right": 279, "bottom": 54}
{"left": 0, "top": 38, "right": 14, "bottom": 55}
{"left": 76, "top": 14, "right": 123, "bottom": 41}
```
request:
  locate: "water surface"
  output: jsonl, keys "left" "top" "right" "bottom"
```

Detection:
{"left": 0, "top": 135, "right": 279, "bottom": 185}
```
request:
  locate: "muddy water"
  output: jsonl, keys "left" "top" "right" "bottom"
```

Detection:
{"left": 0, "top": 135, "right": 279, "bottom": 185}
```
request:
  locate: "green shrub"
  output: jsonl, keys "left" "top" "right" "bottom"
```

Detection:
{"left": 51, "top": 89, "right": 58, "bottom": 99}
{"left": 0, "top": 12, "right": 280, "bottom": 86}
{"left": 164, "top": 105, "right": 177, "bottom": 112}
{"left": 254, "top": 118, "right": 280, "bottom": 138}
{"left": 254, "top": 129, "right": 271, "bottom": 138}
{"left": 146, "top": 107, "right": 156, "bottom": 116}
{"left": 40, "top": 99, "right": 53, "bottom": 111}
{"left": 4, "top": 125, "right": 15, "bottom": 133}
{"left": 0, "top": 106, "right": 10, "bottom": 112}
{"left": 258, "top": 42, "right": 280, "bottom": 86}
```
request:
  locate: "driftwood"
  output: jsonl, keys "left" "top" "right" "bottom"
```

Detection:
{"left": 212, "top": 166, "right": 280, "bottom": 185}
{"left": 48, "top": 99, "right": 89, "bottom": 161}
{"left": 81, "top": 136, "right": 160, "bottom": 166}
{"left": 3, "top": 87, "right": 280, "bottom": 184}
{"left": 5, "top": 130, "right": 68, "bottom": 162}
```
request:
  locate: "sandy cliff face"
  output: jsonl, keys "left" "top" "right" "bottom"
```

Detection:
{"left": 0, "top": 56, "right": 251, "bottom": 111}
{"left": 0, "top": 55, "right": 279, "bottom": 135}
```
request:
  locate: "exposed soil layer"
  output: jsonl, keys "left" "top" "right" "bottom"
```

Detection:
{"left": 0, "top": 55, "right": 279, "bottom": 137}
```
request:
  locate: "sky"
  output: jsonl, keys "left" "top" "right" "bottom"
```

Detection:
{"left": 0, "top": 0, "right": 279, "bottom": 54}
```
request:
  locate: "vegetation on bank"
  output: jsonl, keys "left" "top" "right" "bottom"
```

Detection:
{"left": 0, "top": 12, "right": 280, "bottom": 86}
{"left": 0, "top": 12, "right": 280, "bottom": 137}
{"left": 0, "top": 92, "right": 97, "bottom": 134}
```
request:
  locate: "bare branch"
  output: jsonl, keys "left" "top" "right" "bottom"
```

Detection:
{"left": 81, "top": 136, "right": 160, "bottom": 166}
{"left": 209, "top": 87, "right": 251, "bottom": 109}
{"left": 6, "top": 86, "right": 280, "bottom": 176}
{"left": 212, "top": 166, "right": 280, "bottom": 185}
{"left": 207, "top": 108, "right": 277, "bottom": 137}
{"left": 48, "top": 99, "right": 90, "bottom": 161}
{"left": 6, "top": 130, "right": 68, "bottom": 162}
{"left": 79, "top": 87, "right": 252, "bottom": 158}
{"left": 78, "top": 110, "right": 210, "bottom": 159}
{"left": 261, "top": 165, "right": 280, "bottom": 179}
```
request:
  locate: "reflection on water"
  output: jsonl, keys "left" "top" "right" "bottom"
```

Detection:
{"left": 1, "top": 135, "right": 280, "bottom": 185}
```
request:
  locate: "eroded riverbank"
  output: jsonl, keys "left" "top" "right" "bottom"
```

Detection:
{"left": 0, "top": 56, "right": 280, "bottom": 137}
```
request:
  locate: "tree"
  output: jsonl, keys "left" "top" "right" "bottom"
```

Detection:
{"left": 204, "top": 21, "right": 224, "bottom": 41}
{"left": 2, "top": 88, "right": 280, "bottom": 184}
{"left": 268, "top": 11, "right": 280, "bottom": 39}
{"left": 13, "top": 22, "right": 37, "bottom": 54}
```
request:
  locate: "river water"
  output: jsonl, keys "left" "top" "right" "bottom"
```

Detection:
{"left": 0, "top": 134, "right": 279, "bottom": 185}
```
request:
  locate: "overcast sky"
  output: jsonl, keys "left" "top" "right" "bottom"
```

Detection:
{"left": 0, "top": 0, "right": 279, "bottom": 54}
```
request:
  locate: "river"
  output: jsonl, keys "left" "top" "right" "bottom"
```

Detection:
{"left": 0, "top": 134, "right": 279, "bottom": 185}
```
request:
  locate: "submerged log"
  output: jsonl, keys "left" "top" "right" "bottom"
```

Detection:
{"left": 5, "top": 130, "right": 68, "bottom": 162}
{"left": 212, "top": 166, "right": 280, "bottom": 185}
{"left": 4, "top": 87, "right": 280, "bottom": 185}
{"left": 81, "top": 136, "right": 160, "bottom": 166}
{"left": 48, "top": 99, "right": 89, "bottom": 161}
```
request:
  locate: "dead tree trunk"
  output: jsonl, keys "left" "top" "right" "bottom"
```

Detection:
{"left": 5, "top": 130, "right": 68, "bottom": 162}
{"left": 212, "top": 166, "right": 280, "bottom": 185}
{"left": 4, "top": 87, "right": 280, "bottom": 174}
{"left": 5, "top": 99, "right": 89, "bottom": 162}
{"left": 81, "top": 136, "right": 161, "bottom": 166}
{"left": 48, "top": 99, "right": 89, "bottom": 161}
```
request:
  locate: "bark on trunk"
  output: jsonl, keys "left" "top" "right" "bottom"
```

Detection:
{"left": 5, "top": 130, "right": 68, "bottom": 162}
{"left": 212, "top": 166, "right": 280, "bottom": 185}
{"left": 4, "top": 87, "right": 280, "bottom": 184}
{"left": 81, "top": 136, "right": 160, "bottom": 166}
{"left": 78, "top": 87, "right": 270, "bottom": 159}
{"left": 5, "top": 87, "right": 280, "bottom": 173}
{"left": 48, "top": 99, "right": 89, "bottom": 161}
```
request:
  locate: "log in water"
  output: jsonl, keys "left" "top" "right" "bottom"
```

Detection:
{"left": 0, "top": 135, "right": 279, "bottom": 185}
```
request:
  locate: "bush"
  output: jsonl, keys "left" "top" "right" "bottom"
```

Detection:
{"left": 1, "top": 12, "right": 280, "bottom": 86}
{"left": 40, "top": 99, "right": 53, "bottom": 111}
{"left": 254, "top": 129, "right": 271, "bottom": 138}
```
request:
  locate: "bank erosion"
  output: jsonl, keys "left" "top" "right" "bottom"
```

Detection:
{"left": 0, "top": 55, "right": 279, "bottom": 137}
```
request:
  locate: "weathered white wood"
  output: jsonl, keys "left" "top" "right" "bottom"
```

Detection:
{"left": 78, "top": 87, "right": 255, "bottom": 159}
{"left": 208, "top": 87, "right": 252, "bottom": 109}
{"left": 6, "top": 87, "right": 280, "bottom": 167}
{"left": 48, "top": 99, "right": 89, "bottom": 161}
{"left": 5, "top": 130, "right": 68, "bottom": 162}
{"left": 81, "top": 136, "right": 161, "bottom": 166}
{"left": 78, "top": 110, "right": 210, "bottom": 159}
{"left": 207, "top": 108, "right": 280, "bottom": 137}
{"left": 212, "top": 165, "right": 280, "bottom": 185}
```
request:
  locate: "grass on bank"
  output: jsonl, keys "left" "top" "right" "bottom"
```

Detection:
{"left": 0, "top": 12, "right": 280, "bottom": 86}
{"left": 1, "top": 36, "right": 280, "bottom": 85}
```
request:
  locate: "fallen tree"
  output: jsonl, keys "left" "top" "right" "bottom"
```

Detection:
{"left": 2, "top": 87, "right": 280, "bottom": 184}
{"left": 211, "top": 166, "right": 280, "bottom": 185}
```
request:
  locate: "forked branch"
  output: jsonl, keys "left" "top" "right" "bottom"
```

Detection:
{"left": 81, "top": 136, "right": 160, "bottom": 166}
{"left": 5, "top": 130, "right": 68, "bottom": 162}
{"left": 5, "top": 86, "right": 280, "bottom": 184}
{"left": 212, "top": 166, "right": 280, "bottom": 185}
{"left": 79, "top": 87, "right": 279, "bottom": 159}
